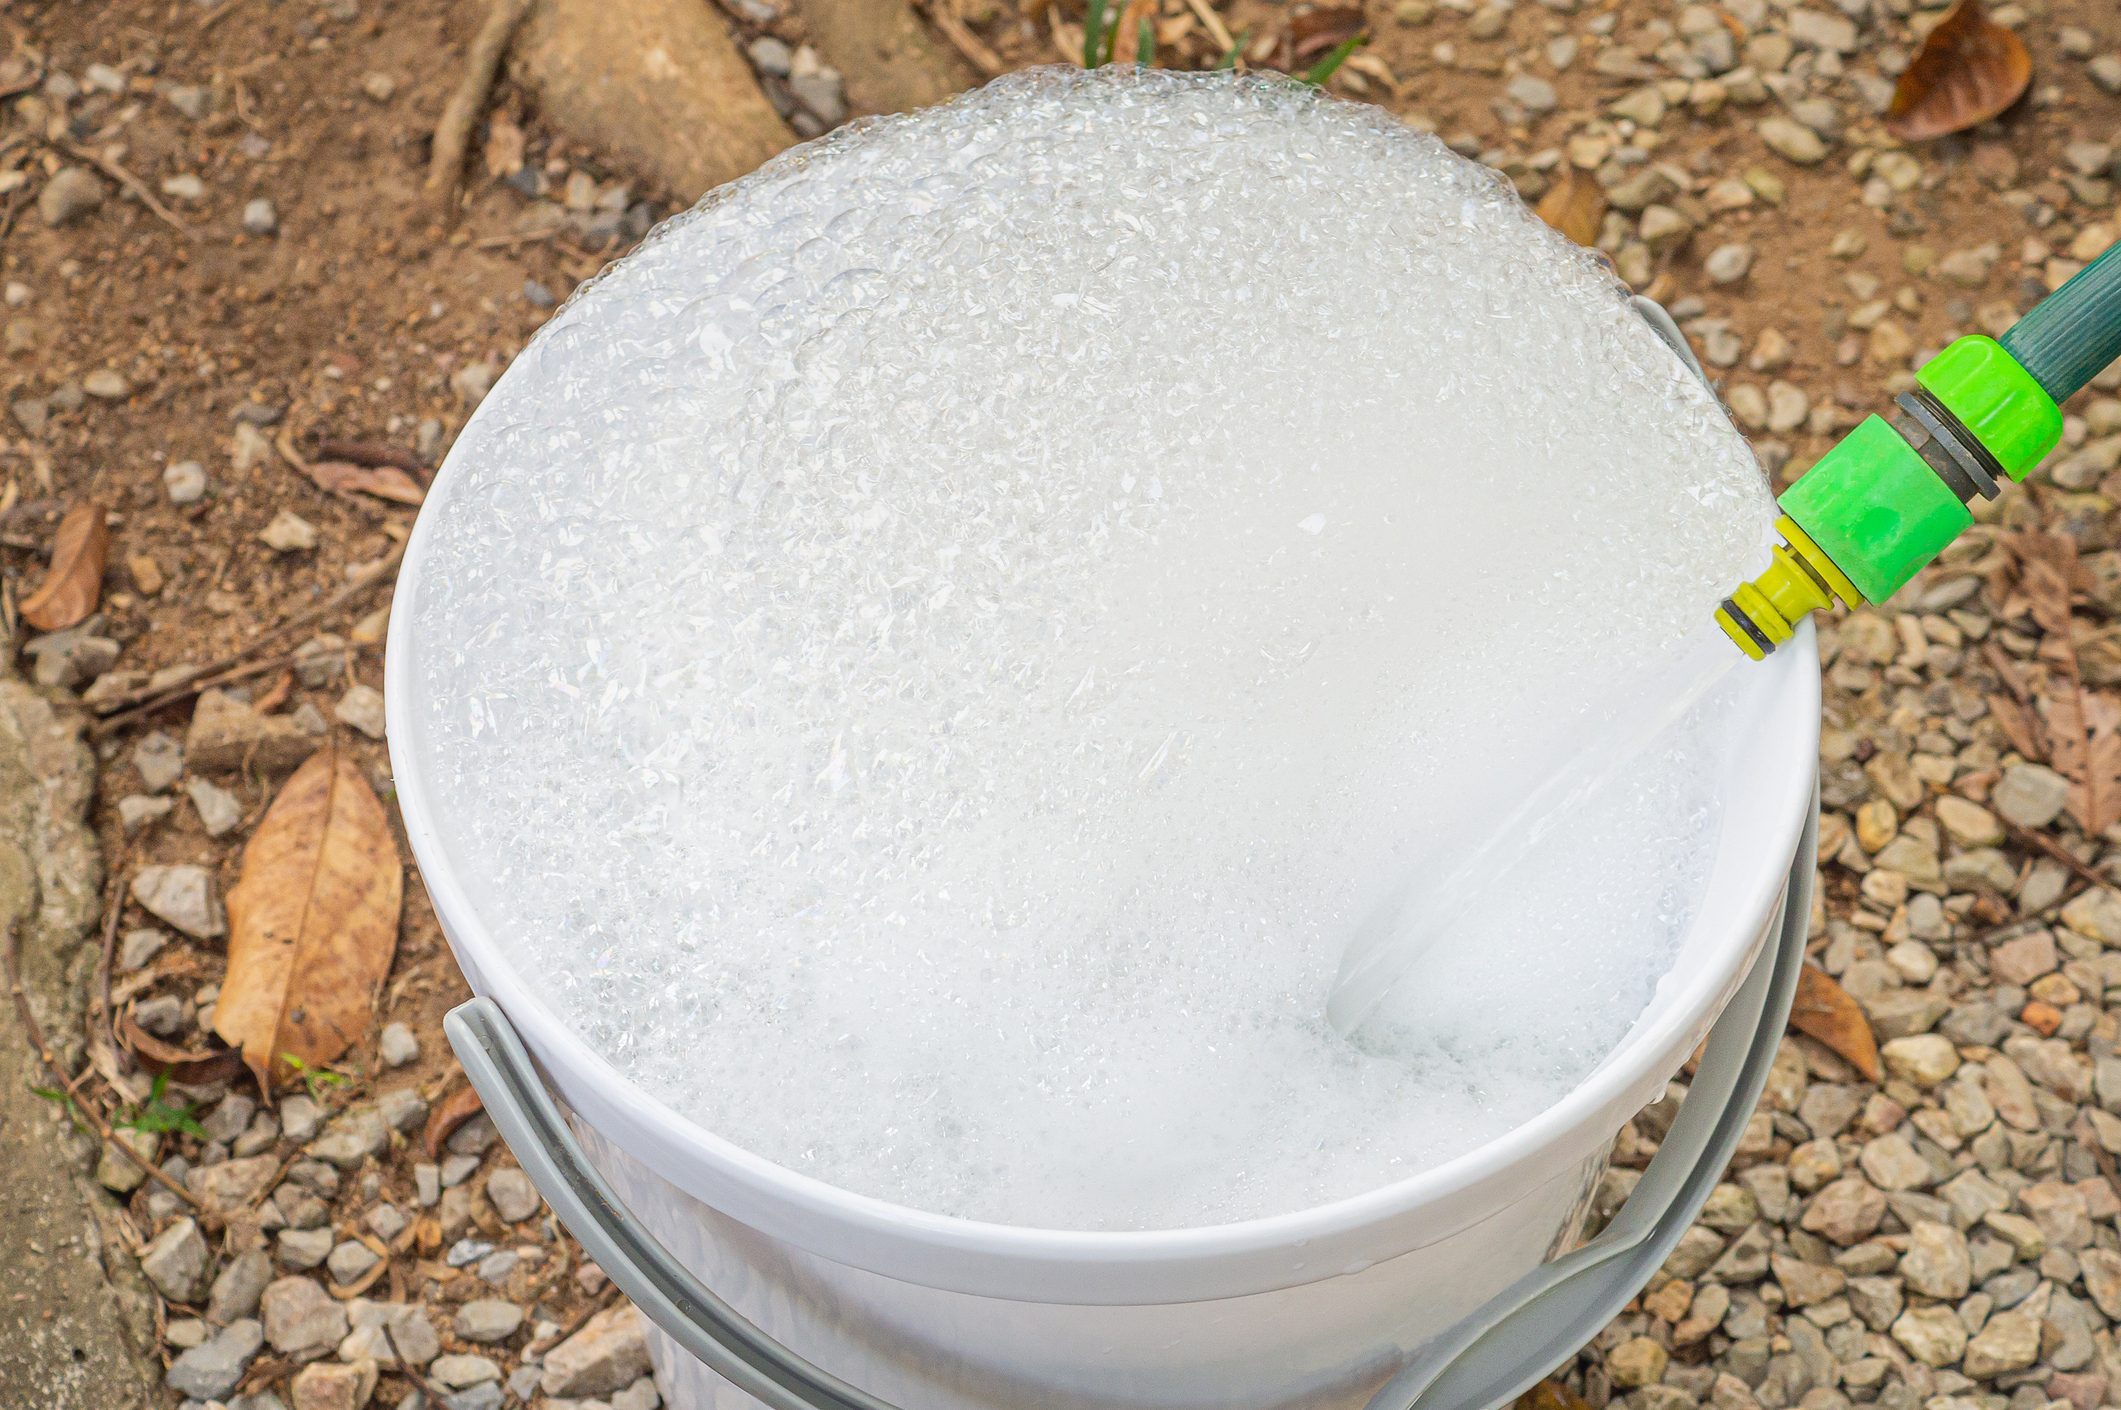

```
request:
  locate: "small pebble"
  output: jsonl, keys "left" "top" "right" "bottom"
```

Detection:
{"left": 39, "top": 167, "right": 105, "bottom": 227}
{"left": 83, "top": 369, "right": 132, "bottom": 400}
{"left": 260, "top": 510, "right": 318, "bottom": 553}
{"left": 485, "top": 1166, "right": 540, "bottom": 1223}
{"left": 378, "top": 1021, "right": 419, "bottom": 1068}
{"left": 1705, "top": 243, "right": 1755, "bottom": 285}
{"left": 334, "top": 684, "right": 387, "bottom": 739}
{"left": 324, "top": 1240, "right": 380, "bottom": 1286}
{"left": 165, "top": 461, "right": 209, "bottom": 505}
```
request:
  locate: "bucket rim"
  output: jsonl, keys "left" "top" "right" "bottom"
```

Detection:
{"left": 384, "top": 410, "right": 1820, "bottom": 1289}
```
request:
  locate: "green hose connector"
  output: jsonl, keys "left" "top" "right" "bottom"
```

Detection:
{"left": 1780, "top": 414, "right": 1972, "bottom": 605}
{"left": 1918, "top": 334, "right": 2064, "bottom": 480}
{"left": 1718, "top": 241, "right": 2121, "bottom": 658}
{"left": 1716, "top": 331, "right": 2070, "bottom": 661}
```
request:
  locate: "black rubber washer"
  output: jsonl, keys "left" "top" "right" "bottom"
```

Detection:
{"left": 1895, "top": 389, "right": 2004, "bottom": 502}
{"left": 1721, "top": 597, "right": 1775, "bottom": 654}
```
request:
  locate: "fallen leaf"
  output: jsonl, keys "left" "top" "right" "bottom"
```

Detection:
{"left": 214, "top": 744, "right": 403, "bottom": 1091}
{"left": 1789, "top": 964, "right": 1881, "bottom": 1083}
{"left": 1516, "top": 1380, "right": 1592, "bottom": 1410}
{"left": 313, "top": 438, "right": 426, "bottom": 473}
{"left": 1999, "top": 533, "right": 2121, "bottom": 833}
{"left": 117, "top": 1008, "right": 249, "bottom": 1087}
{"left": 2038, "top": 688, "right": 2121, "bottom": 836}
{"left": 1287, "top": 1, "right": 1363, "bottom": 59}
{"left": 19, "top": 502, "right": 109, "bottom": 632}
{"left": 306, "top": 460, "right": 426, "bottom": 507}
{"left": 423, "top": 1082, "right": 485, "bottom": 1159}
{"left": 2006, "top": 530, "right": 2079, "bottom": 659}
{"left": 1986, "top": 691, "right": 2045, "bottom": 762}
{"left": 1886, "top": 0, "right": 2032, "bottom": 142}
{"left": 1536, "top": 168, "right": 1606, "bottom": 248}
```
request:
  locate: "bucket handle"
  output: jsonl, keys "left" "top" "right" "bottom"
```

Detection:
{"left": 445, "top": 994, "right": 901, "bottom": 1410}
{"left": 1358, "top": 792, "right": 1816, "bottom": 1410}
{"left": 440, "top": 795, "right": 1813, "bottom": 1410}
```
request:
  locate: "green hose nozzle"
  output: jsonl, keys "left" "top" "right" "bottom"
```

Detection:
{"left": 1718, "top": 241, "right": 2121, "bottom": 659}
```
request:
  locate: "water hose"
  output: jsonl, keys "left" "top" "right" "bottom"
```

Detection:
{"left": 2004, "top": 240, "right": 2121, "bottom": 406}
{"left": 1717, "top": 240, "right": 2121, "bottom": 657}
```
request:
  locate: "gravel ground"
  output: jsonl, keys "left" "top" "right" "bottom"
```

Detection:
{"left": 5, "top": 0, "right": 2121, "bottom": 1407}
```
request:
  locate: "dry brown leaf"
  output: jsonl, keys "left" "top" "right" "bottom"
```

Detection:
{"left": 19, "top": 502, "right": 109, "bottom": 632}
{"left": 1114, "top": 0, "right": 1157, "bottom": 61}
{"left": 214, "top": 744, "right": 403, "bottom": 1091}
{"left": 423, "top": 1082, "right": 485, "bottom": 1159}
{"left": 1886, "top": 0, "right": 2031, "bottom": 142}
{"left": 1287, "top": 1, "right": 1363, "bottom": 59}
{"left": 1535, "top": 169, "right": 1606, "bottom": 248}
{"left": 1998, "top": 533, "right": 2121, "bottom": 833}
{"left": 117, "top": 1008, "right": 249, "bottom": 1086}
{"left": 1986, "top": 691, "right": 2046, "bottom": 762}
{"left": 1789, "top": 964, "right": 1881, "bottom": 1083}
{"left": 307, "top": 460, "right": 427, "bottom": 507}
{"left": 1516, "top": 1380, "right": 1593, "bottom": 1410}
{"left": 2008, "top": 530, "right": 2078, "bottom": 659}
{"left": 2039, "top": 688, "right": 2121, "bottom": 836}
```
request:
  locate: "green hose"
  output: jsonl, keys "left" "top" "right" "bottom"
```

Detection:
{"left": 2000, "top": 240, "right": 2121, "bottom": 405}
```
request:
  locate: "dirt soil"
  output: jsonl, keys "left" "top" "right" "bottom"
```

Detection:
{"left": 3, "top": 0, "right": 2121, "bottom": 1406}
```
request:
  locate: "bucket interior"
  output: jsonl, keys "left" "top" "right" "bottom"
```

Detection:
{"left": 387, "top": 461, "right": 1817, "bottom": 1300}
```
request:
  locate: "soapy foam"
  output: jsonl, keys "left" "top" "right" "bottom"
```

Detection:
{"left": 407, "top": 68, "right": 1774, "bottom": 1230}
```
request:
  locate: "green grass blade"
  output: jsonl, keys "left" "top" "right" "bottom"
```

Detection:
{"left": 1301, "top": 33, "right": 1365, "bottom": 86}
{"left": 1083, "top": 0, "right": 1110, "bottom": 67}
{"left": 1136, "top": 15, "right": 1155, "bottom": 66}
{"left": 1214, "top": 28, "right": 1248, "bottom": 69}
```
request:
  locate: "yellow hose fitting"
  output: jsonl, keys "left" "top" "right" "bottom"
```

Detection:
{"left": 1715, "top": 516, "right": 1865, "bottom": 660}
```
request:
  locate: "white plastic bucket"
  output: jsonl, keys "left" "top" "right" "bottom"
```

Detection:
{"left": 386, "top": 306, "right": 1822, "bottom": 1410}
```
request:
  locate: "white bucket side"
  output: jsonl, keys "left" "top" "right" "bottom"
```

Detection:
{"left": 386, "top": 379, "right": 1819, "bottom": 1309}
{"left": 577, "top": 1114, "right": 1619, "bottom": 1410}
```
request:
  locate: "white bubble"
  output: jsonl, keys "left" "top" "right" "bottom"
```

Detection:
{"left": 408, "top": 68, "right": 1773, "bottom": 1231}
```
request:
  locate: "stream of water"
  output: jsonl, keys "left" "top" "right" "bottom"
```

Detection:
{"left": 1325, "top": 623, "right": 1744, "bottom": 1042}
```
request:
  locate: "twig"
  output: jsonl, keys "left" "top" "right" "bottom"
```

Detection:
{"left": 52, "top": 140, "right": 193, "bottom": 240}
{"left": 1969, "top": 911, "right": 2063, "bottom": 949}
{"left": 2006, "top": 820, "right": 2108, "bottom": 892}
{"left": 4, "top": 919, "right": 202, "bottom": 1212}
{"left": 315, "top": 439, "right": 427, "bottom": 474}
{"left": 86, "top": 540, "right": 404, "bottom": 724}
{"left": 197, "top": 0, "right": 255, "bottom": 30}
{"left": 329, "top": 1232, "right": 394, "bottom": 1299}
{"left": 383, "top": 1318, "right": 450, "bottom": 1402}
{"left": 243, "top": 1146, "right": 307, "bottom": 1213}
{"left": 917, "top": 0, "right": 1006, "bottom": 76}
{"left": 527, "top": 1282, "right": 621, "bottom": 1357}
{"left": 274, "top": 426, "right": 310, "bottom": 476}
{"left": 426, "top": 0, "right": 537, "bottom": 207}
{"left": 87, "top": 839, "right": 129, "bottom": 1102}
{"left": 1180, "top": 0, "right": 1234, "bottom": 52}
{"left": 89, "top": 651, "right": 300, "bottom": 737}
{"left": 471, "top": 227, "right": 557, "bottom": 251}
